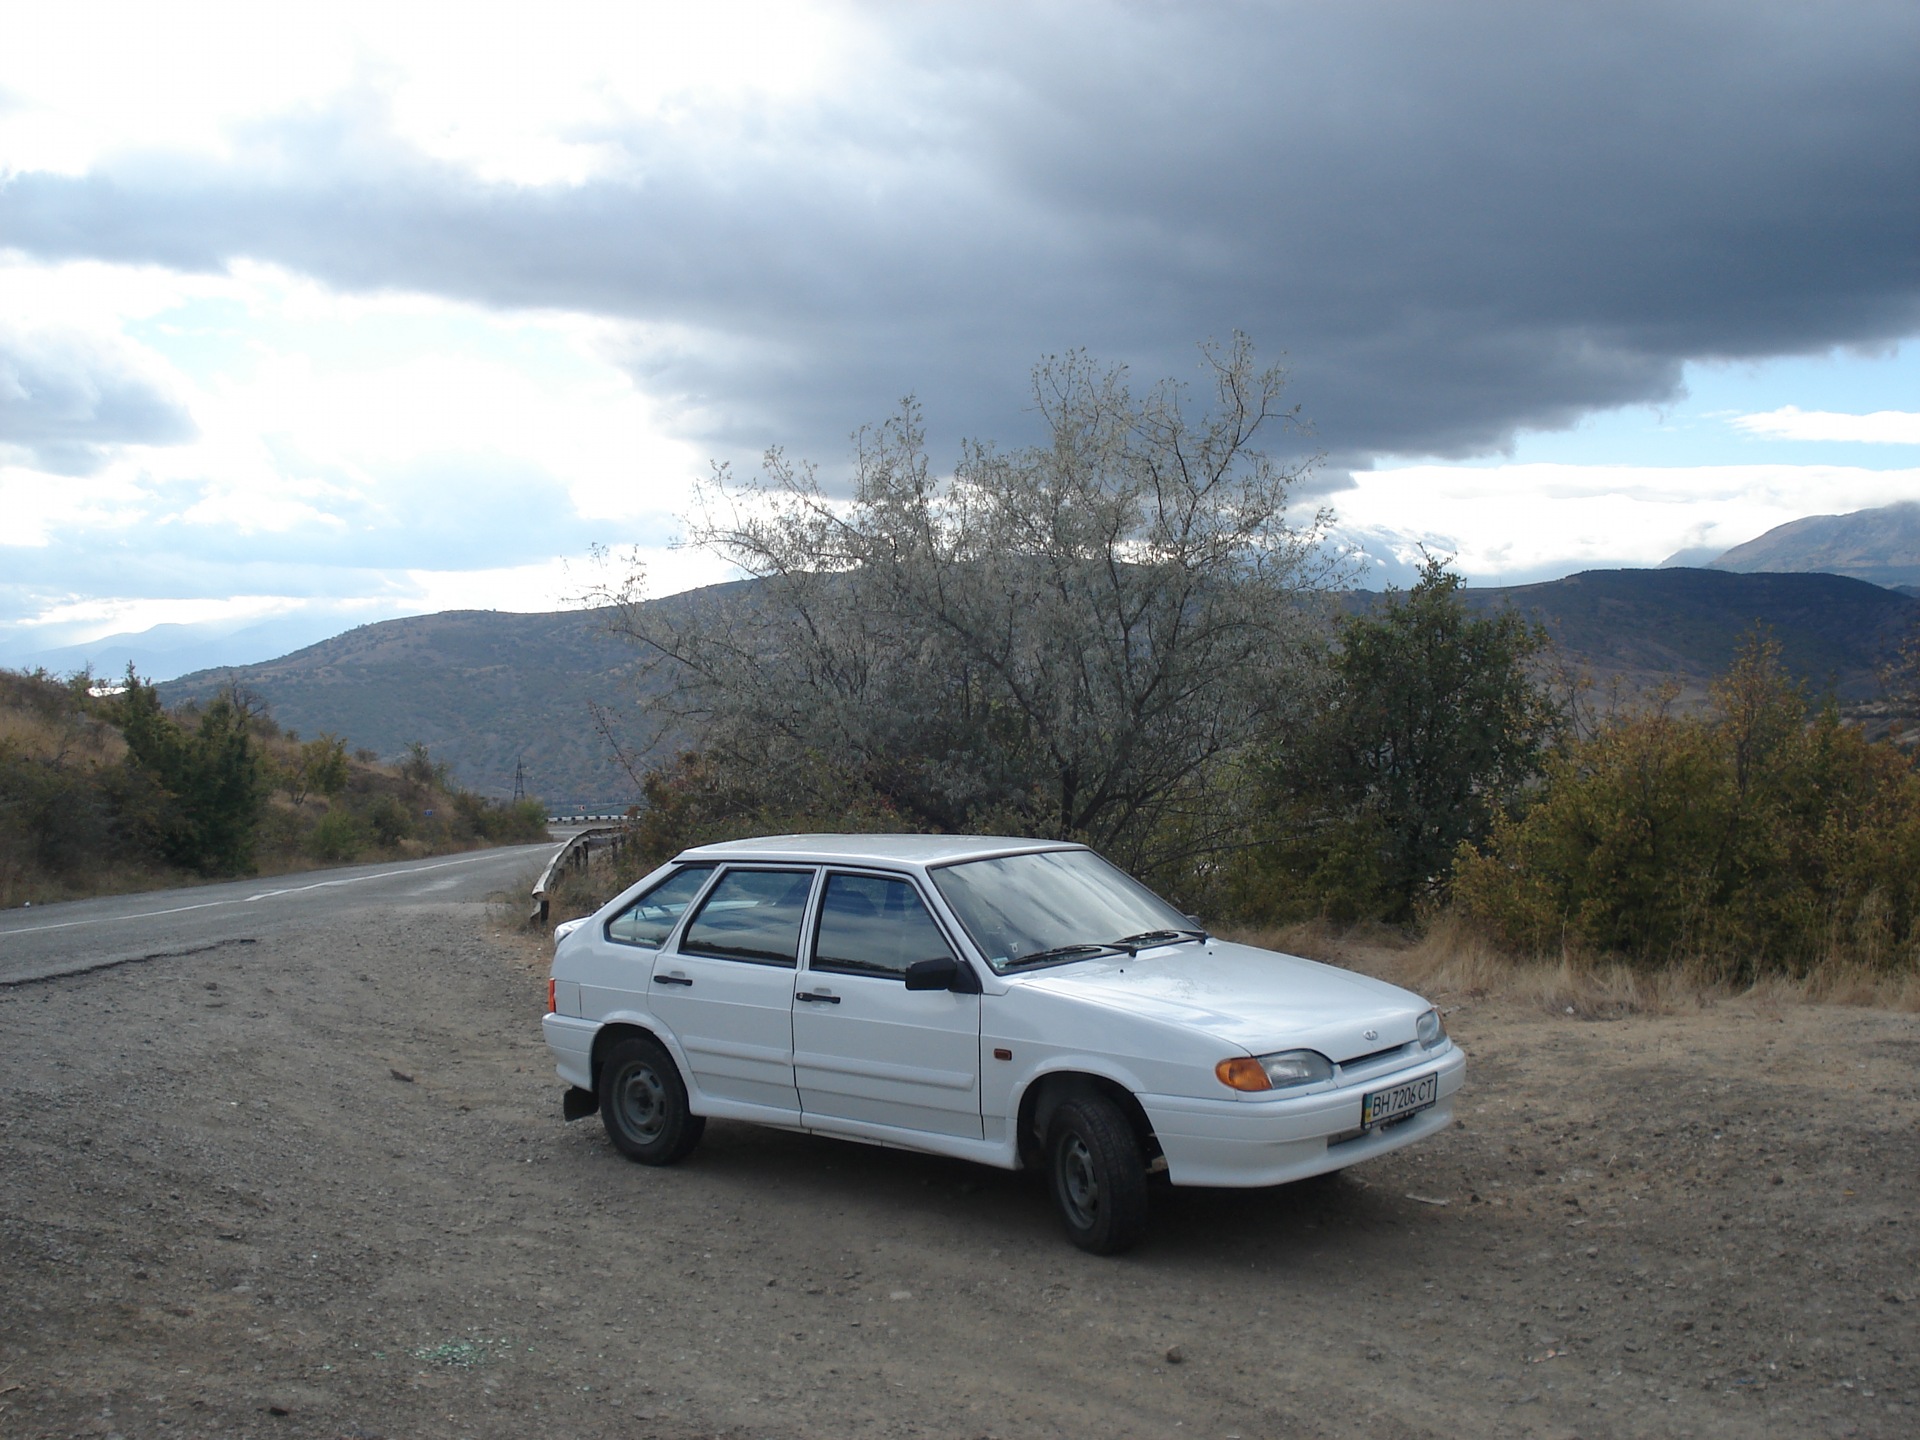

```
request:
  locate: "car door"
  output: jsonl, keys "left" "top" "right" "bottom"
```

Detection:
{"left": 792, "top": 870, "right": 982, "bottom": 1139}
{"left": 579, "top": 863, "right": 716, "bottom": 1016}
{"left": 648, "top": 865, "right": 815, "bottom": 1118}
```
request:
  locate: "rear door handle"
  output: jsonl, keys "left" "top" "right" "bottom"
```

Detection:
{"left": 655, "top": 973, "right": 693, "bottom": 987}
{"left": 795, "top": 991, "right": 840, "bottom": 1004}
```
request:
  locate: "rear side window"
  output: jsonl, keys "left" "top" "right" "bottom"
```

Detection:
{"left": 680, "top": 868, "right": 815, "bottom": 967}
{"left": 605, "top": 865, "right": 714, "bottom": 948}
{"left": 812, "top": 873, "right": 956, "bottom": 979}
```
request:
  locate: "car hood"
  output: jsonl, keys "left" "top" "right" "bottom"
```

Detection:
{"left": 1015, "top": 939, "right": 1432, "bottom": 1061}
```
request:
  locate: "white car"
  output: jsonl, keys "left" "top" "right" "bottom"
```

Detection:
{"left": 542, "top": 834, "right": 1465, "bottom": 1253}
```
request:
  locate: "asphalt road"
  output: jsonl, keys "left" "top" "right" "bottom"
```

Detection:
{"left": 0, "top": 841, "right": 563, "bottom": 986}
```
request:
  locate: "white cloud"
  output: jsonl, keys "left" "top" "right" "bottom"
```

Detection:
{"left": 406, "top": 543, "right": 734, "bottom": 617}
{"left": 0, "top": 459, "right": 154, "bottom": 547}
{"left": 0, "top": 252, "right": 720, "bottom": 650}
{"left": 1730, "top": 406, "right": 1920, "bottom": 444}
{"left": 0, "top": 252, "right": 705, "bottom": 528}
{"left": 1333, "top": 462, "right": 1920, "bottom": 582}
{"left": 22, "top": 593, "right": 314, "bottom": 635}
{"left": 0, "top": 1, "right": 856, "bottom": 184}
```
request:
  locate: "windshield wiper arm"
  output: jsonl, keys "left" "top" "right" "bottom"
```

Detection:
{"left": 1111, "top": 928, "right": 1208, "bottom": 953}
{"left": 1007, "top": 942, "right": 1126, "bottom": 968}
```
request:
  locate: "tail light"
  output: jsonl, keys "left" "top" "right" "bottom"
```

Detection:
{"left": 546, "top": 977, "right": 556, "bottom": 1014}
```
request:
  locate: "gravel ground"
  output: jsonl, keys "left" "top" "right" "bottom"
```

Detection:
{"left": 2, "top": 899, "right": 1916, "bottom": 1439}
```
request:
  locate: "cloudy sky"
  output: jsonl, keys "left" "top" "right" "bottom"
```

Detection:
{"left": 3, "top": 1, "right": 1916, "bottom": 674}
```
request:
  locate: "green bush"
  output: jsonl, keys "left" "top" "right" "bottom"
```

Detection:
{"left": 114, "top": 675, "right": 266, "bottom": 875}
{"left": 632, "top": 748, "right": 909, "bottom": 871}
{"left": 1, "top": 666, "right": 552, "bottom": 901}
{"left": 306, "top": 808, "right": 368, "bottom": 862}
{"left": 361, "top": 793, "right": 414, "bottom": 848}
{"left": 1455, "top": 638, "right": 1920, "bottom": 977}
{"left": 1234, "top": 558, "right": 1561, "bottom": 923}
{"left": 475, "top": 797, "right": 550, "bottom": 843}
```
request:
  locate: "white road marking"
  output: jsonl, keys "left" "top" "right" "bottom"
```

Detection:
{"left": 0, "top": 850, "right": 544, "bottom": 939}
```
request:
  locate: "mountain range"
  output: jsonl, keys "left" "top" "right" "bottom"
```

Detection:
{"left": 1702, "top": 499, "right": 1920, "bottom": 591}
{"left": 158, "top": 566, "right": 1916, "bottom": 811}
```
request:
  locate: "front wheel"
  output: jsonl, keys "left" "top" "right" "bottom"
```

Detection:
{"left": 1046, "top": 1095, "right": 1150, "bottom": 1254}
{"left": 599, "top": 1036, "right": 704, "bottom": 1165}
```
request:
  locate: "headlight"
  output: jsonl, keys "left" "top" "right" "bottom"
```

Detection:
{"left": 1215, "top": 1049, "right": 1334, "bottom": 1093}
{"left": 1416, "top": 1007, "right": 1446, "bottom": 1049}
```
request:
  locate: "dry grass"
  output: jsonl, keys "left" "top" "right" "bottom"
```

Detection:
{"left": 1218, "top": 909, "right": 1920, "bottom": 1016}
{"left": 0, "top": 706, "right": 125, "bottom": 765}
{"left": 1793, "top": 958, "right": 1920, "bottom": 1010}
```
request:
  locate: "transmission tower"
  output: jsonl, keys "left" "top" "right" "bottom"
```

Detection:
{"left": 511, "top": 752, "right": 528, "bottom": 804}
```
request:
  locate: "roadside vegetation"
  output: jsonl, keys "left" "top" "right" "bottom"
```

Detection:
{"left": 0, "top": 667, "right": 547, "bottom": 907}
{"left": 569, "top": 338, "right": 1920, "bottom": 998}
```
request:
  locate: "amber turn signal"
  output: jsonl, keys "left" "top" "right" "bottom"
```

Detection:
{"left": 1215, "top": 1057, "right": 1272, "bottom": 1092}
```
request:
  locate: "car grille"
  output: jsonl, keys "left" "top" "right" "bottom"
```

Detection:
{"left": 1333, "top": 1041, "right": 1417, "bottom": 1080}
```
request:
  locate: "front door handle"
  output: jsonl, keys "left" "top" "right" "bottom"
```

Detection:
{"left": 655, "top": 973, "right": 694, "bottom": 987}
{"left": 795, "top": 991, "right": 840, "bottom": 1004}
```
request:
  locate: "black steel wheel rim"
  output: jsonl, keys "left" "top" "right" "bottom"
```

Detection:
{"left": 1058, "top": 1132, "right": 1099, "bottom": 1228}
{"left": 614, "top": 1063, "right": 668, "bottom": 1143}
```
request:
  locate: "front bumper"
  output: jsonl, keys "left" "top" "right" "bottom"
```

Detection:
{"left": 1141, "top": 1043, "right": 1466, "bottom": 1187}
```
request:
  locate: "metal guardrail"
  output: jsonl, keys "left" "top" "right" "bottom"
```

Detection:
{"left": 531, "top": 824, "right": 628, "bottom": 925}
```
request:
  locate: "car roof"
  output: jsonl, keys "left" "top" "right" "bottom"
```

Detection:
{"left": 675, "top": 833, "right": 1085, "bottom": 868}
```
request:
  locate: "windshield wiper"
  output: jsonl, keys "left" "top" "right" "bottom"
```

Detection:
{"left": 1111, "top": 928, "right": 1208, "bottom": 953}
{"left": 1007, "top": 942, "right": 1127, "bottom": 969}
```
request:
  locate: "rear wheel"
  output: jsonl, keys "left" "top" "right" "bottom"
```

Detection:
{"left": 599, "top": 1036, "right": 704, "bottom": 1165}
{"left": 1046, "top": 1094, "right": 1150, "bottom": 1254}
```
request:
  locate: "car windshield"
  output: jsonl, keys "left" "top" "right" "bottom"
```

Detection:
{"left": 930, "top": 848, "right": 1197, "bottom": 973}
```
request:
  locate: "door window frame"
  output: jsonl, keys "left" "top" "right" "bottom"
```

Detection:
{"left": 674, "top": 864, "right": 822, "bottom": 969}
{"left": 803, "top": 867, "right": 970, "bottom": 983}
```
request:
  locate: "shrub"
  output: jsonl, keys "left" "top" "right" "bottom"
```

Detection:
{"left": 113, "top": 675, "right": 266, "bottom": 876}
{"left": 362, "top": 793, "right": 414, "bottom": 849}
{"left": 1455, "top": 637, "right": 1920, "bottom": 977}
{"left": 476, "top": 797, "right": 549, "bottom": 843}
{"left": 307, "top": 808, "right": 368, "bottom": 862}
{"left": 631, "top": 748, "right": 909, "bottom": 870}
{"left": 1234, "top": 557, "right": 1561, "bottom": 923}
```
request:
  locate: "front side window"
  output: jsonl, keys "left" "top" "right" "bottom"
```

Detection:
{"left": 811, "top": 873, "right": 956, "bottom": 979}
{"left": 679, "top": 868, "right": 815, "bottom": 967}
{"left": 605, "top": 865, "right": 715, "bottom": 948}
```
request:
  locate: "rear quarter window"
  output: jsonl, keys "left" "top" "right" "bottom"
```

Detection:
{"left": 604, "top": 865, "right": 715, "bottom": 947}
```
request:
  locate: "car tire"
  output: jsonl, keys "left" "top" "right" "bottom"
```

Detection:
{"left": 599, "top": 1036, "right": 704, "bottom": 1165}
{"left": 1045, "top": 1094, "right": 1149, "bottom": 1255}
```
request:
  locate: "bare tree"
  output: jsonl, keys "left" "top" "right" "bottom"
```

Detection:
{"left": 607, "top": 336, "right": 1333, "bottom": 870}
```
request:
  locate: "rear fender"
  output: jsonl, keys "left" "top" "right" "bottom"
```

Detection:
{"left": 587, "top": 1018, "right": 693, "bottom": 1100}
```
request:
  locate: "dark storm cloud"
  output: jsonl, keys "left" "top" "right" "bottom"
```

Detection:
{"left": 2, "top": 1, "right": 1914, "bottom": 484}
{"left": 0, "top": 326, "right": 198, "bottom": 472}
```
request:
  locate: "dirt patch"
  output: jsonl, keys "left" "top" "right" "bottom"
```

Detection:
{"left": 1, "top": 902, "right": 1915, "bottom": 1438}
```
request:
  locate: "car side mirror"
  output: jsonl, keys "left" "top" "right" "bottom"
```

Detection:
{"left": 904, "top": 956, "right": 981, "bottom": 994}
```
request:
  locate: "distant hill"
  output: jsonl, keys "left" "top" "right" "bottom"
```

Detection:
{"left": 161, "top": 606, "right": 666, "bottom": 810}
{"left": 1460, "top": 568, "right": 1915, "bottom": 705}
{"left": 1704, "top": 500, "right": 1920, "bottom": 588}
{"left": 162, "top": 569, "right": 1916, "bottom": 808}
{"left": 3, "top": 611, "right": 360, "bottom": 686}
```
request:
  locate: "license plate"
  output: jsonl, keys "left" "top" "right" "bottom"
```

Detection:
{"left": 1361, "top": 1072, "right": 1438, "bottom": 1129}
